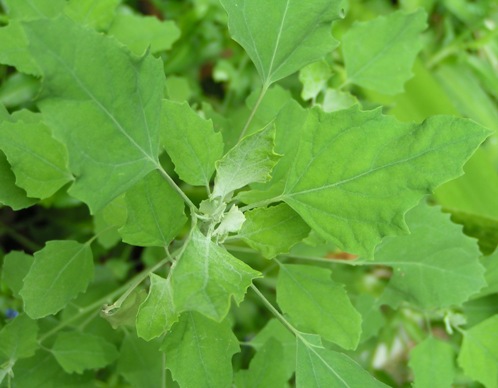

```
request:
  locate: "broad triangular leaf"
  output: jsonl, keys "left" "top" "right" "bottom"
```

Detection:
{"left": 161, "top": 100, "right": 224, "bottom": 187}
{"left": 342, "top": 9, "right": 427, "bottom": 94}
{"left": 220, "top": 0, "right": 344, "bottom": 86}
{"left": 21, "top": 17, "right": 165, "bottom": 212}
{"left": 377, "top": 202, "right": 486, "bottom": 309}
{"left": 0, "top": 314, "right": 38, "bottom": 361}
{"left": 20, "top": 240, "right": 94, "bottom": 319}
{"left": 119, "top": 170, "right": 186, "bottom": 247}
{"left": 277, "top": 106, "right": 489, "bottom": 257}
{"left": 277, "top": 264, "right": 361, "bottom": 350}
{"left": 170, "top": 228, "right": 260, "bottom": 322}
{"left": 161, "top": 312, "right": 239, "bottom": 388}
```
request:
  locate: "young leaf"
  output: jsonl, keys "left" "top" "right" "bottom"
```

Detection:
{"left": 0, "top": 119, "right": 72, "bottom": 199}
{"left": 299, "top": 60, "right": 331, "bottom": 101}
{"left": 296, "top": 338, "right": 388, "bottom": 387}
{"left": 220, "top": 0, "right": 344, "bottom": 86}
{"left": 238, "top": 203, "right": 310, "bottom": 259}
{"left": 161, "top": 100, "right": 224, "bottom": 187}
{"left": 21, "top": 17, "right": 165, "bottom": 212}
{"left": 277, "top": 106, "right": 490, "bottom": 258}
{"left": 170, "top": 228, "right": 260, "bottom": 322}
{"left": 136, "top": 273, "right": 177, "bottom": 341}
{"left": 119, "top": 170, "right": 186, "bottom": 247}
{"left": 1, "top": 251, "right": 34, "bottom": 297}
{"left": 161, "top": 312, "right": 239, "bottom": 388}
{"left": 409, "top": 337, "right": 455, "bottom": 388}
{"left": 0, "top": 152, "right": 37, "bottom": 209}
{"left": 458, "top": 315, "right": 498, "bottom": 388}
{"left": 20, "top": 240, "right": 94, "bottom": 319}
{"left": 51, "top": 332, "right": 119, "bottom": 374}
{"left": 0, "top": 314, "right": 39, "bottom": 361}
{"left": 377, "top": 202, "right": 486, "bottom": 309}
{"left": 277, "top": 264, "right": 362, "bottom": 350}
{"left": 342, "top": 9, "right": 427, "bottom": 94}
{"left": 212, "top": 124, "right": 280, "bottom": 200}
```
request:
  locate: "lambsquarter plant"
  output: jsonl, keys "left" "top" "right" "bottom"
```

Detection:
{"left": 1, "top": 0, "right": 497, "bottom": 386}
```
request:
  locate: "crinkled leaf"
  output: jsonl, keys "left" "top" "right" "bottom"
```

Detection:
{"left": 0, "top": 119, "right": 72, "bottom": 199}
{"left": 161, "top": 312, "right": 239, "bottom": 388}
{"left": 1, "top": 251, "right": 34, "bottom": 297}
{"left": 377, "top": 202, "right": 486, "bottom": 309}
{"left": 299, "top": 60, "right": 331, "bottom": 101}
{"left": 109, "top": 13, "right": 180, "bottom": 56}
{"left": 220, "top": 0, "right": 344, "bottom": 86}
{"left": 342, "top": 9, "right": 427, "bottom": 94}
{"left": 136, "top": 273, "right": 177, "bottom": 341}
{"left": 409, "top": 337, "right": 455, "bottom": 388}
{"left": 64, "top": 0, "right": 120, "bottom": 30}
{"left": 458, "top": 315, "right": 498, "bottom": 388}
{"left": 170, "top": 228, "right": 260, "bottom": 322}
{"left": 20, "top": 240, "right": 94, "bottom": 319}
{"left": 212, "top": 124, "right": 279, "bottom": 200}
{"left": 161, "top": 100, "right": 223, "bottom": 187}
{"left": 277, "top": 264, "right": 361, "bottom": 350}
{"left": 119, "top": 170, "right": 186, "bottom": 247}
{"left": 296, "top": 338, "right": 388, "bottom": 387}
{"left": 0, "top": 314, "right": 38, "bottom": 360}
{"left": 276, "top": 106, "right": 490, "bottom": 258}
{"left": 52, "top": 332, "right": 119, "bottom": 374}
{"left": 0, "top": 152, "right": 37, "bottom": 209}
{"left": 21, "top": 17, "right": 164, "bottom": 212}
{"left": 238, "top": 203, "right": 310, "bottom": 259}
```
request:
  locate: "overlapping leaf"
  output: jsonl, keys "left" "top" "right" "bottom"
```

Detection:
{"left": 0, "top": 314, "right": 38, "bottom": 361}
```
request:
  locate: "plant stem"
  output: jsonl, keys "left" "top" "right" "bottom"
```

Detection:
{"left": 238, "top": 84, "right": 268, "bottom": 141}
{"left": 156, "top": 164, "right": 197, "bottom": 210}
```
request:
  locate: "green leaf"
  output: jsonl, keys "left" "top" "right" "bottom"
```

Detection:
{"left": 409, "top": 337, "right": 455, "bottom": 388}
{"left": 299, "top": 60, "right": 331, "bottom": 101}
{"left": 234, "top": 338, "right": 288, "bottom": 388}
{"left": 161, "top": 100, "right": 224, "bottom": 187}
{"left": 136, "top": 273, "right": 177, "bottom": 341}
{"left": 477, "top": 250, "right": 498, "bottom": 297}
{"left": 21, "top": 17, "right": 164, "bottom": 212}
{"left": 2, "top": 0, "right": 65, "bottom": 19}
{"left": 377, "top": 202, "right": 486, "bottom": 309}
{"left": 277, "top": 264, "right": 361, "bottom": 350}
{"left": 0, "top": 152, "right": 37, "bottom": 209}
{"left": 322, "top": 89, "right": 357, "bottom": 113}
{"left": 109, "top": 13, "right": 181, "bottom": 56}
{"left": 119, "top": 170, "right": 186, "bottom": 247}
{"left": 0, "top": 22, "right": 39, "bottom": 76}
{"left": 64, "top": 0, "right": 120, "bottom": 30}
{"left": 102, "top": 288, "right": 147, "bottom": 330}
{"left": 161, "top": 312, "right": 239, "bottom": 388}
{"left": 220, "top": 0, "right": 344, "bottom": 86}
{"left": 0, "top": 314, "right": 38, "bottom": 360}
{"left": 20, "top": 240, "right": 94, "bottom": 319}
{"left": 277, "top": 106, "right": 490, "bottom": 258}
{"left": 238, "top": 203, "right": 310, "bottom": 259}
{"left": 342, "top": 9, "right": 427, "bottom": 94}
{"left": 170, "top": 228, "right": 260, "bottom": 322}
{"left": 296, "top": 338, "right": 388, "bottom": 387}
{"left": 212, "top": 124, "right": 280, "bottom": 200}
{"left": 355, "top": 295, "right": 385, "bottom": 343}
{"left": 458, "top": 315, "right": 498, "bottom": 388}
{"left": 51, "top": 332, "right": 119, "bottom": 374}
{"left": 1, "top": 251, "right": 34, "bottom": 297}
{"left": 0, "top": 119, "right": 72, "bottom": 199}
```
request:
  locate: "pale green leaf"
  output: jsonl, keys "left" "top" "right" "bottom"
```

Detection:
{"left": 109, "top": 13, "right": 181, "bottom": 56}
{"left": 52, "top": 332, "right": 119, "bottom": 374}
{"left": 0, "top": 152, "right": 37, "bottom": 209}
{"left": 213, "top": 205, "right": 246, "bottom": 238}
{"left": 161, "top": 100, "right": 223, "bottom": 187}
{"left": 0, "top": 72, "right": 39, "bottom": 108}
{"left": 276, "top": 106, "right": 490, "bottom": 258}
{"left": 296, "top": 338, "right": 388, "bottom": 387}
{"left": 377, "top": 202, "right": 486, "bottom": 309}
{"left": 299, "top": 60, "right": 331, "bottom": 101}
{"left": 161, "top": 312, "right": 239, "bottom": 388}
{"left": 21, "top": 17, "right": 164, "bottom": 212}
{"left": 0, "top": 119, "right": 72, "bottom": 199}
{"left": 342, "top": 9, "right": 427, "bottom": 94}
{"left": 220, "top": 0, "right": 344, "bottom": 86}
{"left": 238, "top": 203, "right": 310, "bottom": 259}
{"left": 1, "top": 251, "right": 34, "bottom": 297}
{"left": 234, "top": 339, "right": 288, "bottom": 388}
{"left": 322, "top": 89, "right": 357, "bottom": 112}
{"left": 20, "top": 240, "right": 94, "bottom": 319}
{"left": 0, "top": 314, "right": 38, "bottom": 360}
{"left": 458, "top": 315, "right": 498, "bottom": 388}
{"left": 165, "top": 76, "right": 192, "bottom": 102}
{"left": 409, "top": 337, "right": 455, "bottom": 388}
{"left": 119, "top": 170, "right": 186, "bottom": 247}
{"left": 136, "top": 273, "right": 177, "bottom": 341}
{"left": 212, "top": 124, "right": 280, "bottom": 200}
{"left": 277, "top": 264, "right": 361, "bottom": 350}
{"left": 170, "top": 228, "right": 260, "bottom": 322}
{"left": 2, "top": 0, "right": 65, "bottom": 19}
{"left": 64, "top": 0, "right": 120, "bottom": 30}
